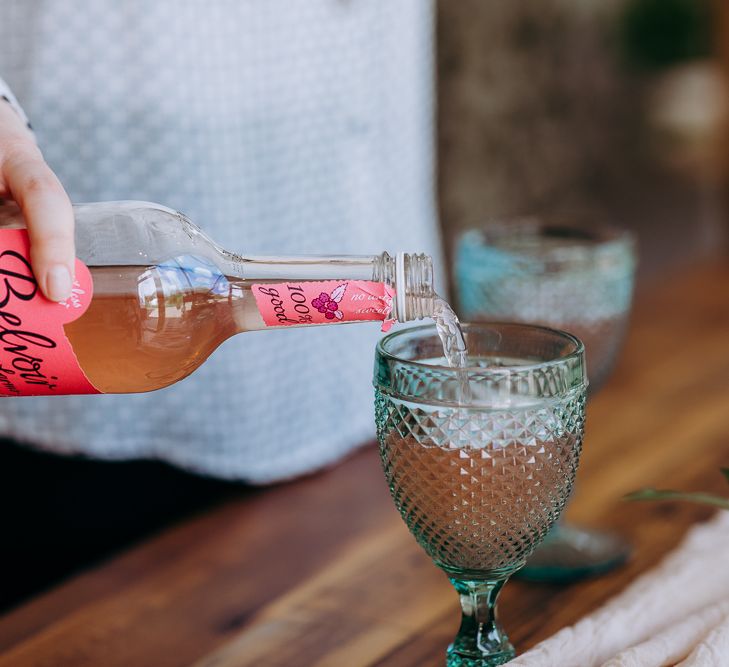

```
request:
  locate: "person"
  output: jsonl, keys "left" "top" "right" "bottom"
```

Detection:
{"left": 0, "top": 1, "right": 441, "bottom": 482}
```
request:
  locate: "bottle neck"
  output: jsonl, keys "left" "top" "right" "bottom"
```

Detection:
{"left": 227, "top": 251, "right": 434, "bottom": 324}
{"left": 372, "top": 252, "right": 435, "bottom": 322}
{"left": 64, "top": 201, "right": 436, "bottom": 324}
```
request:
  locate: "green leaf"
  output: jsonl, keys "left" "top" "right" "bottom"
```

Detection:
{"left": 624, "top": 488, "right": 729, "bottom": 510}
{"left": 721, "top": 468, "right": 729, "bottom": 487}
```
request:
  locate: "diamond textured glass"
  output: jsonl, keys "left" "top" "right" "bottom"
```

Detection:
{"left": 374, "top": 323, "right": 587, "bottom": 666}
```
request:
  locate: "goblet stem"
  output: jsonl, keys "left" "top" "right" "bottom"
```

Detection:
{"left": 447, "top": 577, "right": 515, "bottom": 666}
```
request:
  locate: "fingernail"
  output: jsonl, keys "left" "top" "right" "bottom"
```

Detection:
{"left": 46, "top": 265, "right": 73, "bottom": 301}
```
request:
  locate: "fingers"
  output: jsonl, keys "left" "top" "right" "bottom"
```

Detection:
{"left": 2, "top": 144, "right": 75, "bottom": 301}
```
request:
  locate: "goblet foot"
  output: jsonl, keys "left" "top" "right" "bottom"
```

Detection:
{"left": 446, "top": 646, "right": 515, "bottom": 667}
{"left": 446, "top": 577, "right": 516, "bottom": 667}
{"left": 518, "top": 524, "right": 631, "bottom": 583}
{"left": 446, "top": 645, "right": 516, "bottom": 667}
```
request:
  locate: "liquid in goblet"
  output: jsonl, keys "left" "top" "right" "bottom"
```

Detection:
{"left": 374, "top": 323, "right": 587, "bottom": 666}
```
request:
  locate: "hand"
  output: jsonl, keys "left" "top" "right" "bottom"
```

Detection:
{"left": 0, "top": 99, "right": 74, "bottom": 301}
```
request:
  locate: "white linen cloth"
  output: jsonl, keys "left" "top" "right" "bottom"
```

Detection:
{"left": 511, "top": 511, "right": 729, "bottom": 666}
{"left": 0, "top": 0, "right": 440, "bottom": 482}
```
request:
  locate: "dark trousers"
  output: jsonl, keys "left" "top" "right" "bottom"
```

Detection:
{"left": 0, "top": 440, "right": 241, "bottom": 613}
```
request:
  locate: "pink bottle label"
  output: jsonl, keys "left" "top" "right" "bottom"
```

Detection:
{"left": 252, "top": 280, "right": 397, "bottom": 332}
{"left": 0, "top": 230, "right": 99, "bottom": 396}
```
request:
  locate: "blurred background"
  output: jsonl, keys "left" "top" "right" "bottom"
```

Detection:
{"left": 3, "top": 0, "right": 729, "bottom": 613}
{"left": 438, "top": 0, "right": 728, "bottom": 281}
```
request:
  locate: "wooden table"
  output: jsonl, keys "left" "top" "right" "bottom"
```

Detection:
{"left": 1, "top": 259, "right": 729, "bottom": 667}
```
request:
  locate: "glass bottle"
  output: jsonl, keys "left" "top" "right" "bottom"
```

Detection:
{"left": 0, "top": 201, "right": 434, "bottom": 395}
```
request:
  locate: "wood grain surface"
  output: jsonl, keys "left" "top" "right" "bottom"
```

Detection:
{"left": 1, "top": 259, "right": 728, "bottom": 666}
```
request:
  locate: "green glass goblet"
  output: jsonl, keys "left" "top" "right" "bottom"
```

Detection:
{"left": 374, "top": 323, "right": 587, "bottom": 666}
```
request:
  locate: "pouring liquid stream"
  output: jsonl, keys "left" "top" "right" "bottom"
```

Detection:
{"left": 432, "top": 296, "right": 471, "bottom": 403}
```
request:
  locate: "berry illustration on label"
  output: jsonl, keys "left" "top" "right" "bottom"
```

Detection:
{"left": 311, "top": 284, "right": 347, "bottom": 320}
